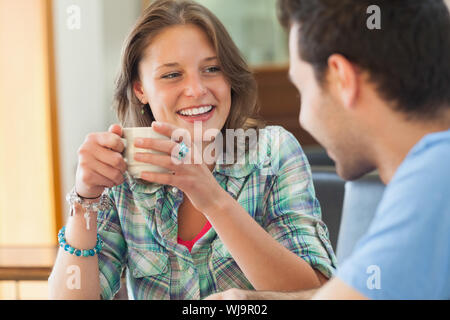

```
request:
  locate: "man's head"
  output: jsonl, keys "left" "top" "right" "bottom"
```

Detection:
{"left": 278, "top": 0, "right": 450, "bottom": 180}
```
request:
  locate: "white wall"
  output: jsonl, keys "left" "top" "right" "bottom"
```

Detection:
{"left": 53, "top": 0, "right": 141, "bottom": 217}
{"left": 197, "top": 0, "right": 288, "bottom": 66}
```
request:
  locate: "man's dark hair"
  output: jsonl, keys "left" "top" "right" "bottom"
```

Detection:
{"left": 278, "top": 0, "right": 450, "bottom": 119}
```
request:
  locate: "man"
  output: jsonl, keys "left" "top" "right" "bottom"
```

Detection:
{"left": 207, "top": 0, "right": 450, "bottom": 299}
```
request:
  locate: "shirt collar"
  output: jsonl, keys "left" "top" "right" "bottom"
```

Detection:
{"left": 213, "top": 161, "right": 258, "bottom": 179}
{"left": 126, "top": 172, "right": 163, "bottom": 195}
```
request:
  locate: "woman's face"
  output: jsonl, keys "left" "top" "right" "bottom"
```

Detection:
{"left": 134, "top": 24, "right": 232, "bottom": 143}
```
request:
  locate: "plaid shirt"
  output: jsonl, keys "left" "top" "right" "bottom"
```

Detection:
{"left": 97, "top": 126, "right": 337, "bottom": 300}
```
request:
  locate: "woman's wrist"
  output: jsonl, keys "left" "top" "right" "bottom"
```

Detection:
{"left": 58, "top": 226, "right": 103, "bottom": 257}
{"left": 64, "top": 204, "right": 99, "bottom": 248}
{"left": 66, "top": 186, "right": 111, "bottom": 213}
{"left": 201, "top": 186, "right": 233, "bottom": 219}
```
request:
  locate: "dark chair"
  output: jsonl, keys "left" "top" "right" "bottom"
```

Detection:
{"left": 311, "top": 166, "right": 346, "bottom": 252}
{"left": 311, "top": 165, "right": 386, "bottom": 264}
{"left": 304, "top": 146, "right": 335, "bottom": 167}
{"left": 336, "top": 172, "right": 385, "bottom": 264}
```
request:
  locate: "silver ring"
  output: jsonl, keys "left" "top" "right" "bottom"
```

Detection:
{"left": 177, "top": 141, "right": 189, "bottom": 160}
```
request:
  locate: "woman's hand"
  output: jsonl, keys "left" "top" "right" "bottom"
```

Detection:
{"left": 75, "top": 124, "right": 127, "bottom": 199}
{"left": 134, "top": 121, "right": 225, "bottom": 213}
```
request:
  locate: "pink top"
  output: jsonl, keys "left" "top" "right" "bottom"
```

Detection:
{"left": 177, "top": 221, "right": 212, "bottom": 252}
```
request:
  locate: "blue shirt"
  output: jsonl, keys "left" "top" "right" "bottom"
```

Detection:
{"left": 337, "top": 129, "right": 450, "bottom": 299}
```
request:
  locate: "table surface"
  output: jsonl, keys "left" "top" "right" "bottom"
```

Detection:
{"left": 0, "top": 246, "right": 58, "bottom": 281}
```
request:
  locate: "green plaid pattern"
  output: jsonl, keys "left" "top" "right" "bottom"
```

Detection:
{"left": 96, "top": 126, "right": 338, "bottom": 300}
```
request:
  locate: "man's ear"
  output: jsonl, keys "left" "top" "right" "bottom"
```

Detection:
{"left": 133, "top": 81, "right": 147, "bottom": 104}
{"left": 327, "top": 54, "right": 359, "bottom": 110}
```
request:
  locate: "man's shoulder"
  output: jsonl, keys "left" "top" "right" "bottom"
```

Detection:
{"left": 378, "top": 130, "right": 450, "bottom": 225}
{"left": 406, "top": 129, "right": 450, "bottom": 167}
{"left": 390, "top": 129, "right": 450, "bottom": 192}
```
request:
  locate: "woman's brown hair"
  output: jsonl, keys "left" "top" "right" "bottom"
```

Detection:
{"left": 114, "top": 0, "right": 264, "bottom": 136}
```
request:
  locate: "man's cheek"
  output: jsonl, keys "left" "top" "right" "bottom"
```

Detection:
{"left": 299, "top": 101, "right": 313, "bottom": 130}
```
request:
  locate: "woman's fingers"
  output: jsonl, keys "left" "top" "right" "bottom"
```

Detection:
{"left": 140, "top": 171, "right": 176, "bottom": 186}
{"left": 89, "top": 157, "right": 125, "bottom": 186}
{"left": 76, "top": 128, "right": 127, "bottom": 199}
{"left": 151, "top": 121, "right": 176, "bottom": 137}
{"left": 88, "top": 132, "right": 125, "bottom": 153}
{"left": 108, "top": 124, "right": 123, "bottom": 137}
{"left": 93, "top": 144, "right": 127, "bottom": 173}
{"left": 170, "top": 141, "right": 193, "bottom": 165}
{"left": 134, "top": 152, "right": 177, "bottom": 170}
{"left": 134, "top": 137, "right": 177, "bottom": 154}
{"left": 78, "top": 149, "right": 125, "bottom": 186}
{"left": 78, "top": 166, "right": 117, "bottom": 189}
{"left": 152, "top": 121, "right": 191, "bottom": 145}
{"left": 134, "top": 137, "right": 194, "bottom": 165}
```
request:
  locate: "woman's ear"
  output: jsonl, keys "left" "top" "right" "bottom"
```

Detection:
{"left": 133, "top": 81, "right": 147, "bottom": 104}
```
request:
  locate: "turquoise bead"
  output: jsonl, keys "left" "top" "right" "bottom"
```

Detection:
{"left": 57, "top": 226, "right": 102, "bottom": 257}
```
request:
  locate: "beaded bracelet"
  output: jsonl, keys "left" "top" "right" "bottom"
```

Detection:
{"left": 66, "top": 186, "right": 111, "bottom": 214}
{"left": 58, "top": 226, "right": 103, "bottom": 257}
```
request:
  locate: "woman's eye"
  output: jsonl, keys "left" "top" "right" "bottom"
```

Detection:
{"left": 162, "top": 72, "right": 181, "bottom": 79}
{"left": 205, "top": 66, "right": 221, "bottom": 73}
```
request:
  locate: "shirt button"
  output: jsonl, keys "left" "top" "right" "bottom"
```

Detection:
{"left": 171, "top": 187, "right": 178, "bottom": 194}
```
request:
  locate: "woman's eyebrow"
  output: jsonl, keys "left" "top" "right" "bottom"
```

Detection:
{"left": 155, "top": 62, "right": 179, "bottom": 71}
{"left": 203, "top": 56, "right": 218, "bottom": 62}
{"left": 155, "top": 56, "right": 218, "bottom": 71}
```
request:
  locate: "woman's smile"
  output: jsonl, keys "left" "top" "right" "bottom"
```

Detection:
{"left": 176, "top": 104, "right": 216, "bottom": 123}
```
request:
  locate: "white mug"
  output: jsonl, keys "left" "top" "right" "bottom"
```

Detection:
{"left": 121, "top": 127, "right": 171, "bottom": 178}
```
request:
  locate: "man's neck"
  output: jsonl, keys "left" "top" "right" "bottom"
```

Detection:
{"left": 372, "top": 111, "right": 450, "bottom": 185}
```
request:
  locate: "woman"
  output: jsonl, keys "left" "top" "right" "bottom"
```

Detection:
{"left": 49, "top": 0, "right": 337, "bottom": 300}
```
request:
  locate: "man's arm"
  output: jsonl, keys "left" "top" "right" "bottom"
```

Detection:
{"left": 312, "top": 277, "right": 368, "bottom": 300}
{"left": 204, "top": 288, "right": 318, "bottom": 300}
{"left": 205, "top": 276, "right": 368, "bottom": 300}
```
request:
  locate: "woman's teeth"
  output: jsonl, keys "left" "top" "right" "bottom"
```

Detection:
{"left": 178, "top": 105, "right": 213, "bottom": 116}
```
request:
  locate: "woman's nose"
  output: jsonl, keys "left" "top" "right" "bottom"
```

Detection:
{"left": 183, "top": 75, "right": 207, "bottom": 98}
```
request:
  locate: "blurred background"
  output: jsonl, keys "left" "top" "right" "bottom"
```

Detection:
{"left": 1, "top": 0, "right": 448, "bottom": 299}
{"left": 0, "top": 0, "right": 303, "bottom": 299}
